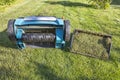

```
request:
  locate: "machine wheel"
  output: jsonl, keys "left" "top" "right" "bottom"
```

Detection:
{"left": 64, "top": 20, "right": 70, "bottom": 42}
{"left": 7, "top": 19, "right": 16, "bottom": 41}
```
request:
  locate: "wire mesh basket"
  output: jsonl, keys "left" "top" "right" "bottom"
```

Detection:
{"left": 70, "top": 29, "right": 112, "bottom": 59}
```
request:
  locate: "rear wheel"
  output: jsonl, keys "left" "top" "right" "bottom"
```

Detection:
{"left": 64, "top": 20, "right": 70, "bottom": 42}
{"left": 7, "top": 19, "right": 16, "bottom": 42}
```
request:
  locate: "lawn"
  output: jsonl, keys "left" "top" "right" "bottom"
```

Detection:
{"left": 0, "top": 0, "right": 120, "bottom": 80}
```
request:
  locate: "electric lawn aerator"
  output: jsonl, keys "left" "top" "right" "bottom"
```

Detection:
{"left": 7, "top": 16, "right": 112, "bottom": 59}
{"left": 7, "top": 16, "right": 70, "bottom": 49}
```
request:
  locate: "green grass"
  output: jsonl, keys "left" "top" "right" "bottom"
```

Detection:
{"left": 0, "top": 0, "right": 22, "bottom": 12}
{"left": 0, "top": 0, "right": 120, "bottom": 80}
{"left": 0, "top": 0, "right": 16, "bottom": 5}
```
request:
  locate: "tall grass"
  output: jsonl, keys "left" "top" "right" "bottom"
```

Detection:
{"left": 89, "top": 0, "right": 112, "bottom": 9}
{"left": 0, "top": 0, "right": 16, "bottom": 5}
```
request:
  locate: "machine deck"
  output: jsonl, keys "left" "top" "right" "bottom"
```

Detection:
{"left": 70, "top": 29, "right": 112, "bottom": 59}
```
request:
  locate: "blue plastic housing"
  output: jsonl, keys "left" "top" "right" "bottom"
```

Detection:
{"left": 14, "top": 16, "right": 65, "bottom": 49}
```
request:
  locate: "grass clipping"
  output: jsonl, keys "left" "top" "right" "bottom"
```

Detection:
{"left": 71, "top": 30, "right": 112, "bottom": 59}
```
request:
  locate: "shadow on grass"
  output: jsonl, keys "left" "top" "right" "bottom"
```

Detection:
{"left": 111, "top": 0, "right": 120, "bottom": 5}
{"left": 0, "top": 29, "right": 17, "bottom": 49}
{"left": 45, "top": 1, "right": 92, "bottom": 8}
{"left": 108, "top": 46, "right": 120, "bottom": 67}
{"left": 111, "top": 5, "right": 120, "bottom": 9}
{"left": 0, "top": 66, "right": 28, "bottom": 80}
{"left": 34, "top": 62, "right": 66, "bottom": 80}
{"left": 113, "top": 47, "right": 120, "bottom": 53}
{"left": 34, "top": 62, "right": 94, "bottom": 80}
{"left": 112, "top": 33, "right": 120, "bottom": 37}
